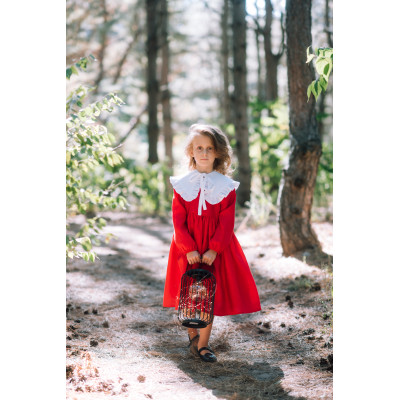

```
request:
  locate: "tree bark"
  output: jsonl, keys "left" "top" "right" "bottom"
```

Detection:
{"left": 253, "top": 1, "right": 265, "bottom": 102}
{"left": 263, "top": 0, "right": 284, "bottom": 102}
{"left": 278, "top": 0, "right": 322, "bottom": 256}
{"left": 324, "top": 0, "right": 333, "bottom": 48}
{"left": 231, "top": 0, "right": 251, "bottom": 206}
{"left": 146, "top": 0, "right": 159, "bottom": 164}
{"left": 221, "top": 0, "right": 233, "bottom": 124}
{"left": 160, "top": 0, "right": 173, "bottom": 171}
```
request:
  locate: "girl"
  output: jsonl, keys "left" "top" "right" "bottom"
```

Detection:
{"left": 163, "top": 124, "right": 261, "bottom": 363}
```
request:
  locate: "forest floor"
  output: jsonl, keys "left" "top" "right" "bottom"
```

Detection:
{"left": 66, "top": 210, "right": 333, "bottom": 400}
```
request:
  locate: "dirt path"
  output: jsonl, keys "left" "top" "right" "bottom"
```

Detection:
{"left": 66, "top": 212, "right": 333, "bottom": 400}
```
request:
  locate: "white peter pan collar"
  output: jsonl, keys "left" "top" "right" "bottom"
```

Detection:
{"left": 170, "top": 170, "right": 240, "bottom": 216}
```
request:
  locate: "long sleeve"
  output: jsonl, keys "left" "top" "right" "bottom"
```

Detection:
{"left": 171, "top": 189, "right": 198, "bottom": 254}
{"left": 209, "top": 189, "right": 236, "bottom": 254}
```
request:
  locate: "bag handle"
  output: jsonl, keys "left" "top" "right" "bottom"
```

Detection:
{"left": 185, "top": 261, "right": 214, "bottom": 273}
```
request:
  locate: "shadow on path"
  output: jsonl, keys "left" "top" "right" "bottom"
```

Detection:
{"left": 292, "top": 249, "right": 333, "bottom": 271}
{"left": 161, "top": 350, "right": 306, "bottom": 400}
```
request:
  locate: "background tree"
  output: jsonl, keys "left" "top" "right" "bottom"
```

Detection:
{"left": 263, "top": 0, "right": 285, "bottom": 102}
{"left": 278, "top": 0, "right": 322, "bottom": 256}
{"left": 221, "top": 0, "right": 233, "bottom": 124}
{"left": 160, "top": 0, "right": 174, "bottom": 171}
{"left": 146, "top": 0, "right": 160, "bottom": 164}
{"left": 231, "top": 0, "right": 251, "bottom": 206}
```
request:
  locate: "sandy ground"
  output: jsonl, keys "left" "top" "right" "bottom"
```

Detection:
{"left": 66, "top": 211, "right": 333, "bottom": 400}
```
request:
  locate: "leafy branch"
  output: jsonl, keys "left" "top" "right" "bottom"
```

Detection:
{"left": 306, "top": 47, "right": 333, "bottom": 102}
{"left": 66, "top": 56, "right": 127, "bottom": 261}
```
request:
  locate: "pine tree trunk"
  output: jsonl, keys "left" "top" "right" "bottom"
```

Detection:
{"left": 265, "top": 54, "right": 279, "bottom": 101}
{"left": 255, "top": 28, "right": 265, "bottom": 102}
{"left": 278, "top": 0, "right": 322, "bottom": 256}
{"left": 325, "top": 0, "right": 333, "bottom": 47}
{"left": 221, "top": 0, "right": 232, "bottom": 124}
{"left": 264, "top": 0, "right": 282, "bottom": 102}
{"left": 231, "top": 0, "right": 251, "bottom": 206}
{"left": 146, "top": 0, "right": 159, "bottom": 164}
{"left": 160, "top": 0, "right": 173, "bottom": 171}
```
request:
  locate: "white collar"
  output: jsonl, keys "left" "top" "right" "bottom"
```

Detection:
{"left": 170, "top": 170, "right": 239, "bottom": 215}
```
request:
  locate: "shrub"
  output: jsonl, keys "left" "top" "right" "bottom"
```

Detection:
{"left": 66, "top": 57, "right": 127, "bottom": 261}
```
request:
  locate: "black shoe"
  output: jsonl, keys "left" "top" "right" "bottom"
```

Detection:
{"left": 188, "top": 334, "right": 199, "bottom": 356}
{"left": 197, "top": 346, "right": 217, "bottom": 363}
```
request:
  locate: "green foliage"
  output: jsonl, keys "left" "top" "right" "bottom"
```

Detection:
{"left": 314, "top": 141, "right": 333, "bottom": 207}
{"left": 116, "top": 159, "right": 173, "bottom": 215}
{"left": 66, "top": 58, "right": 126, "bottom": 261}
{"left": 306, "top": 47, "right": 333, "bottom": 102}
{"left": 249, "top": 98, "right": 290, "bottom": 204}
{"left": 66, "top": 55, "right": 96, "bottom": 80}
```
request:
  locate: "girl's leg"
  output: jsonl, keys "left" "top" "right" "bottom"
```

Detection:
{"left": 187, "top": 327, "right": 199, "bottom": 341}
{"left": 187, "top": 327, "right": 199, "bottom": 355}
{"left": 198, "top": 323, "right": 213, "bottom": 355}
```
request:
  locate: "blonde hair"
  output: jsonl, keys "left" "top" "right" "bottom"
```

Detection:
{"left": 185, "top": 124, "right": 233, "bottom": 176}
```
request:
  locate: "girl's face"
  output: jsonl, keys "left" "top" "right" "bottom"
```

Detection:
{"left": 189, "top": 134, "right": 217, "bottom": 173}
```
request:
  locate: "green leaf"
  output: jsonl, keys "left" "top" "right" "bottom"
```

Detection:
{"left": 315, "top": 57, "right": 328, "bottom": 76}
{"left": 322, "top": 62, "right": 332, "bottom": 81}
{"left": 311, "top": 80, "right": 322, "bottom": 101}
{"left": 66, "top": 68, "right": 73, "bottom": 79}
{"left": 89, "top": 252, "right": 96, "bottom": 262}
{"left": 306, "top": 46, "right": 315, "bottom": 64}
{"left": 322, "top": 48, "right": 333, "bottom": 58}
{"left": 319, "top": 76, "right": 328, "bottom": 91}
{"left": 80, "top": 237, "right": 92, "bottom": 251}
{"left": 106, "top": 155, "right": 114, "bottom": 167}
{"left": 98, "top": 218, "right": 107, "bottom": 228}
{"left": 84, "top": 107, "right": 93, "bottom": 116}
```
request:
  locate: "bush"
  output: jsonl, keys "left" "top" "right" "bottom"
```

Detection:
{"left": 66, "top": 57, "right": 127, "bottom": 261}
{"left": 116, "top": 159, "right": 173, "bottom": 215}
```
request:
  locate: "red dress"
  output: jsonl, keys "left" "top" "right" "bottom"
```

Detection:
{"left": 163, "top": 170, "right": 261, "bottom": 316}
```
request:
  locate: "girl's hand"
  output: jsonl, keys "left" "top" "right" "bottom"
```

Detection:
{"left": 201, "top": 249, "right": 217, "bottom": 265}
{"left": 187, "top": 250, "right": 201, "bottom": 264}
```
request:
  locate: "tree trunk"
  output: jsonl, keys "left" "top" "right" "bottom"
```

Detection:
{"left": 146, "top": 0, "right": 159, "bottom": 164}
{"left": 231, "top": 0, "right": 251, "bottom": 206}
{"left": 160, "top": 0, "right": 173, "bottom": 171}
{"left": 325, "top": 0, "right": 333, "bottom": 48}
{"left": 263, "top": 0, "right": 284, "bottom": 102}
{"left": 278, "top": 0, "right": 322, "bottom": 256}
{"left": 221, "top": 0, "right": 233, "bottom": 124}
{"left": 254, "top": 2, "right": 265, "bottom": 102}
{"left": 265, "top": 54, "right": 279, "bottom": 101}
